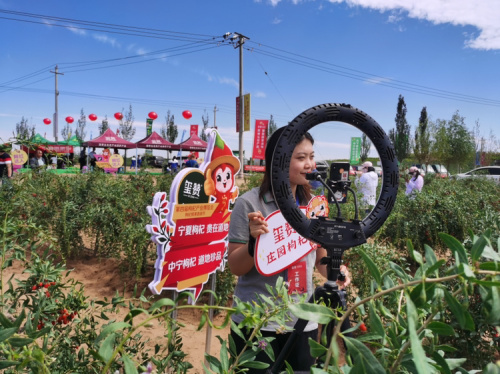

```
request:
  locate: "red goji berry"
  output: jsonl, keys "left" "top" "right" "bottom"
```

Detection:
{"left": 32, "top": 285, "right": 37, "bottom": 291}
{"left": 44, "top": 284, "right": 49, "bottom": 288}
{"left": 359, "top": 323, "right": 367, "bottom": 332}
{"left": 45, "top": 291, "right": 50, "bottom": 297}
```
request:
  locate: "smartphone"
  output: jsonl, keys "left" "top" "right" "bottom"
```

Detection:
{"left": 328, "top": 162, "right": 350, "bottom": 204}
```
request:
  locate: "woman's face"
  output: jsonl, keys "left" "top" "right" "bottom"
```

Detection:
{"left": 289, "top": 138, "right": 314, "bottom": 187}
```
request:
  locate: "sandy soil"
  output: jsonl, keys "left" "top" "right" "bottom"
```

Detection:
{"left": 3, "top": 256, "right": 229, "bottom": 373}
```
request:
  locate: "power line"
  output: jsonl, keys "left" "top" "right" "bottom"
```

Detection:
{"left": 247, "top": 41, "right": 500, "bottom": 107}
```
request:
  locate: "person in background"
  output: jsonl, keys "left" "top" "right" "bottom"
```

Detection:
{"left": 405, "top": 166, "right": 424, "bottom": 196}
{"left": 355, "top": 161, "right": 378, "bottom": 213}
{"left": 89, "top": 147, "right": 97, "bottom": 171}
{"left": 30, "top": 149, "right": 46, "bottom": 171}
{"left": 131, "top": 156, "right": 136, "bottom": 170}
{"left": 50, "top": 154, "right": 58, "bottom": 169}
{"left": 79, "top": 149, "right": 87, "bottom": 171}
{"left": 137, "top": 155, "right": 142, "bottom": 169}
{"left": 170, "top": 156, "right": 179, "bottom": 174}
{"left": 185, "top": 153, "right": 198, "bottom": 168}
{"left": 227, "top": 127, "right": 350, "bottom": 373}
{"left": 0, "top": 144, "right": 13, "bottom": 186}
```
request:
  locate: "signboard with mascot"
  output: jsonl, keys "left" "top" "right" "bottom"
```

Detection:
{"left": 146, "top": 129, "right": 240, "bottom": 303}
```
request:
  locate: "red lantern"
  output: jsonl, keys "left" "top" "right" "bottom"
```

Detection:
{"left": 89, "top": 114, "right": 98, "bottom": 121}
{"left": 114, "top": 112, "right": 123, "bottom": 121}
{"left": 148, "top": 111, "right": 158, "bottom": 120}
{"left": 43, "top": 118, "right": 51, "bottom": 125}
{"left": 65, "top": 116, "right": 74, "bottom": 124}
{"left": 182, "top": 110, "right": 192, "bottom": 120}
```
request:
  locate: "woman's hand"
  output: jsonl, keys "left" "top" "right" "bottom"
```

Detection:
{"left": 336, "top": 265, "right": 351, "bottom": 290}
{"left": 248, "top": 211, "right": 269, "bottom": 238}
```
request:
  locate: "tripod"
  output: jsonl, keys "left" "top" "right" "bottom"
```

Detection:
{"left": 267, "top": 250, "right": 352, "bottom": 374}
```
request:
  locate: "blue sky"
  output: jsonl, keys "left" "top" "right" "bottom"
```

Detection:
{"left": 1, "top": 0, "right": 499, "bottom": 161}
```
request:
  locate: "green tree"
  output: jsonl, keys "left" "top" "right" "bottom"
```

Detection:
{"left": 61, "top": 120, "right": 72, "bottom": 141}
{"left": 119, "top": 104, "right": 135, "bottom": 141}
{"left": 414, "top": 106, "right": 431, "bottom": 165}
{"left": 75, "top": 108, "right": 87, "bottom": 143}
{"left": 268, "top": 114, "right": 277, "bottom": 137}
{"left": 200, "top": 110, "right": 209, "bottom": 142}
{"left": 389, "top": 94, "right": 411, "bottom": 163}
{"left": 360, "top": 133, "right": 371, "bottom": 162}
{"left": 14, "top": 116, "right": 36, "bottom": 141}
{"left": 431, "top": 111, "right": 475, "bottom": 172}
{"left": 165, "top": 110, "right": 178, "bottom": 143}
{"left": 98, "top": 116, "right": 109, "bottom": 135}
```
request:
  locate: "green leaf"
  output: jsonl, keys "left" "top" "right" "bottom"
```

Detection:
{"left": 149, "top": 297, "right": 175, "bottom": 312}
{"left": 343, "top": 336, "right": 385, "bottom": 374}
{"left": 242, "top": 361, "right": 269, "bottom": 369}
{"left": 309, "top": 338, "right": 328, "bottom": 358}
{"left": 425, "top": 259, "right": 446, "bottom": 277}
{"left": 424, "top": 244, "right": 438, "bottom": 266}
{"left": 0, "top": 361, "right": 20, "bottom": 369}
{"left": 368, "top": 302, "right": 385, "bottom": 343}
{"left": 479, "top": 262, "right": 500, "bottom": 271}
{"left": 443, "top": 289, "right": 466, "bottom": 329}
{"left": 0, "top": 327, "right": 17, "bottom": 343}
{"left": 406, "top": 296, "right": 434, "bottom": 374}
{"left": 0, "top": 313, "right": 14, "bottom": 328}
{"left": 407, "top": 240, "right": 423, "bottom": 265}
{"left": 122, "top": 353, "right": 139, "bottom": 374}
{"left": 8, "top": 337, "right": 34, "bottom": 347}
{"left": 389, "top": 262, "right": 409, "bottom": 282}
{"left": 434, "top": 344, "right": 457, "bottom": 352}
{"left": 427, "top": 321, "right": 455, "bottom": 337}
{"left": 288, "top": 303, "right": 336, "bottom": 324}
{"left": 439, "top": 233, "right": 468, "bottom": 265}
{"left": 98, "top": 332, "right": 116, "bottom": 363}
{"left": 470, "top": 235, "right": 488, "bottom": 262}
{"left": 409, "top": 283, "right": 427, "bottom": 308}
{"left": 197, "top": 313, "right": 207, "bottom": 330}
{"left": 220, "top": 339, "right": 229, "bottom": 371}
{"left": 97, "top": 322, "right": 131, "bottom": 343}
{"left": 13, "top": 309, "right": 26, "bottom": 329}
{"left": 431, "top": 351, "right": 451, "bottom": 374}
{"left": 359, "top": 248, "right": 382, "bottom": 286}
{"left": 124, "top": 308, "right": 148, "bottom": 322}
{"left": 470, "top": 279, "right": 500, "bottom": 287}
{"left": 482, "top": 244, "right": 500, "bottom": 262}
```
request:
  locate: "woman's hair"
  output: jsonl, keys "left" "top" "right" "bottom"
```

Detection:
{"left": 259, "top": 127, "right": 314, "bottom": 204}
{"left": 367, "top": 166, "right": 375, "bottom": 172}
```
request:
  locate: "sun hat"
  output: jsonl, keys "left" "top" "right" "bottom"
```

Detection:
{"left": 408, "top": 166, "right": 418, "bottom": 174}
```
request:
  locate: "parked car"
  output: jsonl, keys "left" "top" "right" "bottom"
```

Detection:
{"left": 146, "top": 156, "right": 165, "bottom": 168}
{"left": 453, "top": 166, "right": 500, "bottom": 184}
{"left": 431, "top": 164, "right": 450, "bottom": 178}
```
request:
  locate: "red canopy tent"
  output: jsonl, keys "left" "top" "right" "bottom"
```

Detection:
{"left": 136, "top": 131, "right": 177, "bottom": 150}
{"left": 175, "top": 133, "right": 207, "bottom": 152}
{"left": 82, "top": 128, "right": 136, "bottom": 149}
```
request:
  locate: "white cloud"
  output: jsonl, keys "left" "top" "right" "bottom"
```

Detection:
{"left": 363, "top": 76, "right": 392, "bottom": 85}
{"left": 325, "top": 0, "right": 500, "bottom": 50}
{"left": 92, "top": 33, "right": 120, "bottom": 48}
{"left": 254, "top": 91, "right": 267, "bottom": 98}
{"left": 218, "top": 77, "right": 239, "bottom": 89}
{"left": 272, "top": 17, "right": 282, "bottom": 24}
{"left": 68, "top": 26, "right": 86, "bottom": 36}
{"left": 269, "top": 0, "right": 282, "bottom": 6}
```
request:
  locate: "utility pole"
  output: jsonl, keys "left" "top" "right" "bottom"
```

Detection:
{"left": 213, "top": 105, "right": 218, "bottom": 129}
{"left": 234, "top": 32, "right": 249, "bottom": 178}
{"left": 50, "top": 65, "right": 64, "bottom": 142}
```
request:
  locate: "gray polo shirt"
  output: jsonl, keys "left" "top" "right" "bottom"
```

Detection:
{"left": 228, "top": 187, "right": 318, "bottom": 332}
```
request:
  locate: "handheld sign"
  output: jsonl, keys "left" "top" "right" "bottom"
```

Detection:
{"left": 255, "top": 196, "right": 329, "bottom": 276}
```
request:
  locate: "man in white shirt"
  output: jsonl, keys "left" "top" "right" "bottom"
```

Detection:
{"left": 355, "top": 161, "right": 379, "bottom": 213}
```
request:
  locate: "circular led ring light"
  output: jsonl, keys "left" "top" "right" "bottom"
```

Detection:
{"left": 271, "top": 103, "right": 399, "bottom": 249}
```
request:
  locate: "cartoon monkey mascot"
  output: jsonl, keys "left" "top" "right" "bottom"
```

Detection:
{"left": 204, "top": 134, "right": 240, "bottom": 219}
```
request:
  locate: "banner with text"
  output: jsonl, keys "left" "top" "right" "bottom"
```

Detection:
{"left": 252, "top": 120, "right": 268, "bottom": 160}
{"left": 243, "top": 93, "right": 250, "bottom": 132}
{"left": 190, "top": 124, "right": 198, "bottom": 136}
{"left": 235, "top": 96, "right": 240, "bottom": 132}
{"left": 350, "top": 137, "right": 361, "bottom": 165}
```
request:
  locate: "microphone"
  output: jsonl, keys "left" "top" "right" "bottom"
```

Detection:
{"left": 305, "top": 171, "right": 322, "bottom": 181}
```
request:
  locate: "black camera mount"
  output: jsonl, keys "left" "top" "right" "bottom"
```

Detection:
{"left": 267, "top": 103, "right": 399, "bottom": 373}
